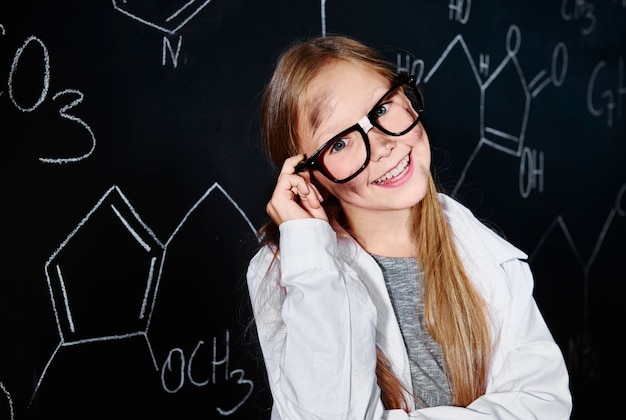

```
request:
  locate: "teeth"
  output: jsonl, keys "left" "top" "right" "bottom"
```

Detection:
{"left": 374, "top": 155, "right": 410, "bottom": 184}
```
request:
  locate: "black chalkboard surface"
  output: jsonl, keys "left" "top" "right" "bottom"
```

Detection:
{"left": 1, "top": 1, "right": 624, "bottom": 419}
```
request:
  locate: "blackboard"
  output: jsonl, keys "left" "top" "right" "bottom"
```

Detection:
{"left": 1, "top": 1, "right": 624, "bottom": 419}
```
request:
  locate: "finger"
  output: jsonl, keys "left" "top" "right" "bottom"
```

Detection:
{"left": 288, "top": 179, "right": 310, "bottom": 201}
{"left": 308, "top": 183, "right": 325, "bottom": 203}
{"left": 297, "top": 195, "right": 329, "bottom": 222}
{"left": 297, "top": 183, "right": 323, "bottom": 209}
{"left": 287, "top": 174, "right": 312, "bottom": 200}
{"left": 277, "top": 155, "right": 312, "bottom": 197}
{"left": 266, "top": 188, "right": 326, "bottom": 224}
{"left": 280, "top": 154, "right": 305, "bottom": 175}
{"left": 294, "top": 169, "right": 321, "bottom": 201}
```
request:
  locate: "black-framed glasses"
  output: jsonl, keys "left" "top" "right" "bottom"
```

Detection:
{"left": 295, "top": 73, "right": 424, "bottom": 183}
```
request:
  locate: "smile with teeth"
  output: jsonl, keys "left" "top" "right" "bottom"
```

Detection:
{"left": 373, "top": 155, "right": 410, "bottom": 184}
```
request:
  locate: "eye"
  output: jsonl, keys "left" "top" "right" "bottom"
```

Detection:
{"left": 374, "top": 103, "right": 389, "bottom": 119}
{"left": 330, "top": 138, "right": 348, "bottom": 153}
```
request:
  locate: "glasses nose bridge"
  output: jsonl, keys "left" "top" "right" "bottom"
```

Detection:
{"left": 357, "top": 114, "right": 388, "bottom": 145}
{"left": 357, "top": 115, "right": 374, "bottom": 134}
{"left": 358, "top": 114, "right": 396, "bottom": 161}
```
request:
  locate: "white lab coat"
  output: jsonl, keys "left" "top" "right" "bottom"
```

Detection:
{"left": 246, "top": 193, "right": 572, "bottom": 419}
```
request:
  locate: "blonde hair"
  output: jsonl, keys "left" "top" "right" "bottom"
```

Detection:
{"left": 258, "top": 35, "right": 491, "bottom": 410}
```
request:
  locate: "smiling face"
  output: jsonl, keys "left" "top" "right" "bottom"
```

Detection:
{"left": 297, "top": 60, "right": 432, "bottom": 221}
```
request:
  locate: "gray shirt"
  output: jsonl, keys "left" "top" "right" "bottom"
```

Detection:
{"left": 371, "top": 255, "right": 453, "bottom": 408}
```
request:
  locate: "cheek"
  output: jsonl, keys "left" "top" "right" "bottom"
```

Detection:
{"left": 310, "top": 173, "right": 336, "bottom": 200}
{"left": 323, "top": 174, "right": 370, "bottom": 200}
{"left": 411, "top": 128, "right": 431, "bottom": 163}
{"left": 414, "top": 141, "right": 431, "bottom": 165}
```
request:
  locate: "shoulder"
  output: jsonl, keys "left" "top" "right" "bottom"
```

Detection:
{"left": 438, "top": 193, "right": 536, "bottom": 306}
{"left": 438, "top": 193, "right": 527, "bottom": 264}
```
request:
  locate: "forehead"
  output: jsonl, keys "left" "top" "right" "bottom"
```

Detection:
{"left": 298, "top": 61, "right": 389, "bottom": 148}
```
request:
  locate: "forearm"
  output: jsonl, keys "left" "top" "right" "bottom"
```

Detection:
{"left": 248, "top": 219, "right": 383, "bottom": 419}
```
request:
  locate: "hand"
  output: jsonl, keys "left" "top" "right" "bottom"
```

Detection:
{"left": 266, "top": 154, "right": 328, "bottom": 225}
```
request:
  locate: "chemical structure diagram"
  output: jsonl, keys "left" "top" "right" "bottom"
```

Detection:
{"left": 399, "top": 24, "right": 568, "bottom": 198}
{"left": 112, "top": 0, "right": 213, "bottom": 68}
{"left": 29, "top": 182, "right": 258, "bottom": 416}
{"left": 528, "top": 183, "right": 626, "bottom": 378}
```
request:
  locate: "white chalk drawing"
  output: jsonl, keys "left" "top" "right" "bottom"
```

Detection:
{"left": 112, "top": 0, "right": 213, "bottom": 35}
{"left": 112, "top": 0, "right": 213, "bottom": 68}
{"left": 528, "top": 183, "right": 626, "bottom": 374}
{"left": 33, "top": 182, "right": 258, "bottom": 415}
{"left": 433, "top": 25, "right": 565, "bottom": 197}
{"left": 560, "top": 0, "right": 626, "bottom": 35}
{"left": 448, "top": 0, "right": 471, "bottom": 24}
{"left": 398, "top": 25, "right": 568, "bottom": 197}
{"left": 320, "top": 0, "right": 327, "bottom": 36}
{"left": 161, "top": 330, "right": 254, "bottom": 416}
{"left": 0, "top": 23, "right": 5, "bottom": 99}
{"left": 6, "top": 33, "right": 95, "bottom": 163}
{"left": 0, "top": 382, "right": 15, "bottom": 420}
{"left": 561, "top": 0, "right": 597, "bottom": 35}
{"left": 587, "top": 57, "right": 625, "bottom": 128}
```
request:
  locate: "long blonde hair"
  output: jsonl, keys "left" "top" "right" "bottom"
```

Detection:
{"left": 258, "top": 35, "right": 491, "bottom": 410}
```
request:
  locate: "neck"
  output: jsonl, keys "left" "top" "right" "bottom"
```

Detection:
{"left": 344, "top": 207, "right": 416, "bottom": 258}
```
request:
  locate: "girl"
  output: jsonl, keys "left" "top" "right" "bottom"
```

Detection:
{"left": 246, "top": 35, "right": 572, "bottom": 419}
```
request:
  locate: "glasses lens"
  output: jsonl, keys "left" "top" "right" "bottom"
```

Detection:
{"left": 373, "top": 83, "right": 422, "bottom": 135}
{"left": 317, "top": 128, "right": 367, "bottom": 182}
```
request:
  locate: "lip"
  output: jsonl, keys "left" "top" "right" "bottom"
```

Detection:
{"left": 371, "top": 153, "right": 412, "bottom": 186}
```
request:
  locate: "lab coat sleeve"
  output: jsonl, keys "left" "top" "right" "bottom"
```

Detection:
{"left": 246, "top": 218, "right": 385, "bottom": 419}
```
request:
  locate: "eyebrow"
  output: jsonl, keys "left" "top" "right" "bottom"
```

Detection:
{"left": 306, "top": 93, "right": 328, "bottom": 136}
{"left": 302, "top": 91, "right": 338, "bottom": 147}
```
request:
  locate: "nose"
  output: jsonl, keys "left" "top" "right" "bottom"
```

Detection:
{"left": 370, "top": 133, "right": 395, "bottom": 161}
{"left": 357, "top": 116, "right": 395, "bottom": 161}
